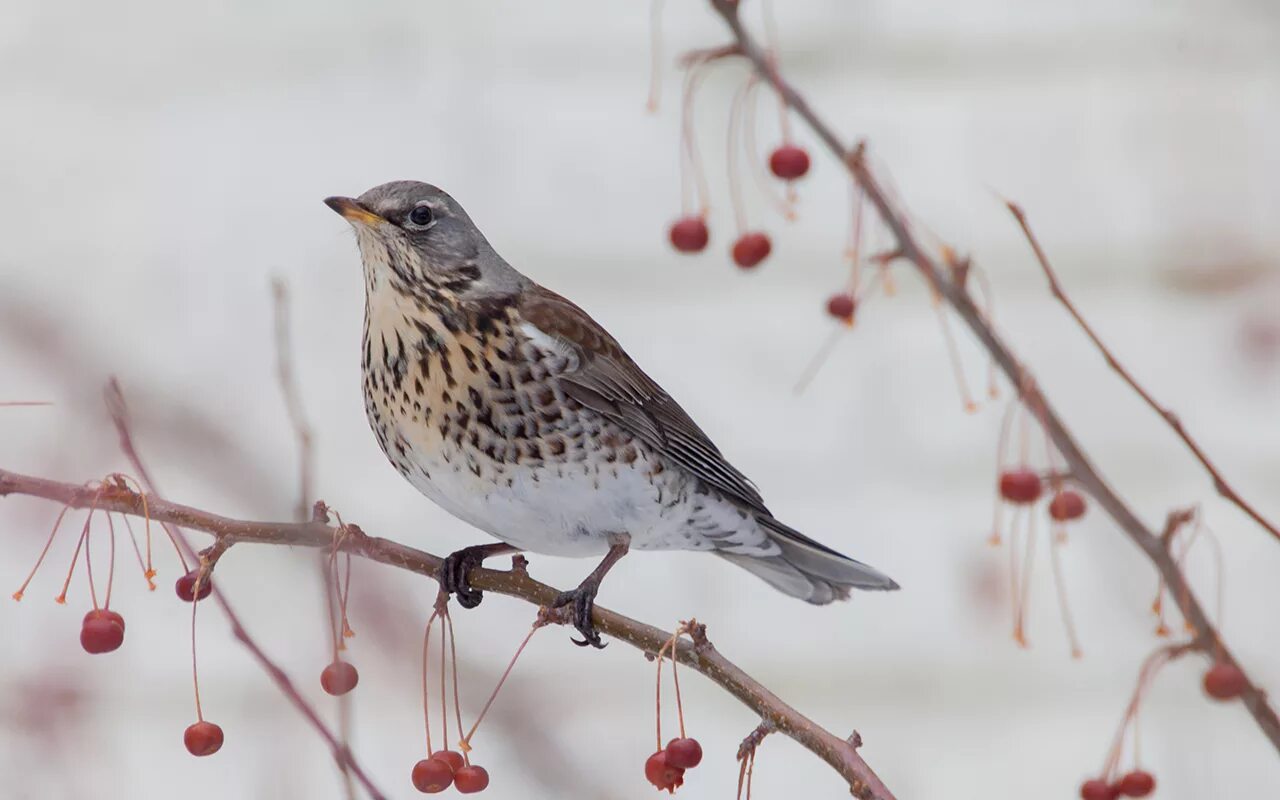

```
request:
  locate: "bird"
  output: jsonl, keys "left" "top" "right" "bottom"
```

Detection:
{"left": 325, "top": 180, "right": 897, "bottom": 647}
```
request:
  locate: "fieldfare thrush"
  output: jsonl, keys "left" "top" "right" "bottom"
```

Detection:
{"left": 326, "top": 181, "right": 897, "bottom": 647}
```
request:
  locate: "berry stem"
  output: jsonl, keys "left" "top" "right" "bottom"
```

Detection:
{"left": 460, "top": 620, "right": 542, "bottom": 752}
{"left": 679, "top": 58, "right": 713, "bottom": 217}
{"left": 421, "top": 610, "right": 439, "bottom": 755}
{"left": 191, "top": 569, "right": 206, "bottom": 722}
{"left": 934, "top": 300, "right": 979, "bottom": 414}
{"left": 646, "top": 0, "right": 665, "bottom": 113}
{"left": 1046, "top": 525, "right": 1083, "bottom": 658}
{"left": 742, "top": 78, "right": 794, "bottom": 219}
{"left": 104, "top": 512, "right": 117, "bottom": 608}
{"left": 726, "top": 77, "right": 752, "bottom": 234}
{"left": 12, "top": 502, "right": 73, "bottom": 601}
{"left": 445, "top": 610, "right": 465, "bottom": 758}
{"left": 120, "top": 514, "right": 156, "bottom": 590}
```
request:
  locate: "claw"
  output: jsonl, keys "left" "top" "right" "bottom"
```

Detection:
{"left": 551, "top": 583, "right": 606, "bottom": 649}
{"left": 439, "top": 543, "right": 517, "bottom": 609}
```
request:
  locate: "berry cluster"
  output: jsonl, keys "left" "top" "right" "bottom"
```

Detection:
{"left": 645, "top": 622, "right": 704, "bottom": 793}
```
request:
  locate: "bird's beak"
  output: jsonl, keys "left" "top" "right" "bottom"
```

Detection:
{"left": 324, "top": 196, "right": 385, "bottom": 227}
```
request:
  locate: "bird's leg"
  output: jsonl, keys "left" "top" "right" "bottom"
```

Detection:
{"left": 551, "top": 533, "right": 631, "bottom": 649}
{"left": 439, "top": 543, "right": 521, "bottom": 609}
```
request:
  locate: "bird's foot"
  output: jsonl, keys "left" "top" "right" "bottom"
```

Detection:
{"left": 439, "top": 544, "right": 514, "bottom": 609}
{"left": 550, "top": 579, "right": 605, "bottom": 649}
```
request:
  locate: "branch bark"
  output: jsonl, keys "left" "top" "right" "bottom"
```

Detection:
{"left": 704, "top": 0, "right": 1280, "bottom": 756}
{"left": 0, "top": 467, "right": 893, "bottom": 800}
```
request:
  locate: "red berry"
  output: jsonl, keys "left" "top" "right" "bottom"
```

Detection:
{"left": 432, "top": 750, "right": 465, "bottom": 774}
{"left": 1048, "top": 489, "right": 1087, "bottom": 521}
{"left": 80, "top": 609, "right": 125, "bottom": 654}
{"left": 645, "top": 750, "right": 685, "bottom": 793}
{"left": 320, "top": 660, "right": 359, "bottom": 696}
{"left": 184, "top": 720, "right": 224, "bottom": 757}
{"left": 826, "top": 293, "right": 855, "bottom": 323}
{"left": 176, "top": 570, "right": 213, "bottom": 602}
{"left": 1203, "top": 661, "right": 1247, "bottom": 700}
{"left": 1117, "top": 770, "right": 1155, "bottom": 797}
{"left": 412, "top": 758, "right": 454, "bottom": 793}
{"left": 999, "top": 468, "right": 1043, "bottom": 504}
{"left": 1080, "top": 779, "right": 1118, "bottom": 800}
{"left": 669, "top": 217, "right": 709, "bottom": 253}
{"left": 769, "top": 144, "right": 810, "bottom": 180}
{"left": 454, "top": 765, "right": 490, "bottom": 794}
{"left": 665, "top": 737, "right": 703, "bottom": 769}
{"left": 731, "top": 232, "right": 771, "bottom": 269}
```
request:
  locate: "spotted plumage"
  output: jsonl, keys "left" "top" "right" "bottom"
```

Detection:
{"left": 326, "top": 181, "right": 897, "bottom": 624}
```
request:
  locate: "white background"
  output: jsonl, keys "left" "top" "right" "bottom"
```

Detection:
{"left": 2, "top": 1, "right": 1279, "bottom": 798}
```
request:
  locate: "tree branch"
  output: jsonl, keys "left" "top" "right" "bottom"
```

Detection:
{"left": 703, "top": 0, "right": 1280, "bottom": 755}
{"left": 0, "top": 467, "right": 894, "bottom": 800}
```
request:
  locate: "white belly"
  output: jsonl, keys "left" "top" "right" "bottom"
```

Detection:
{"left": 400, "top": 443, "right": 763, "bottom": 558}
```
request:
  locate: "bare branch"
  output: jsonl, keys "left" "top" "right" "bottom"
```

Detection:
{"left": 704, "top": 0, "right": 1280, "bottom": 757}
{"left": 0, "top": 466, "right": 891, "bottom": 799}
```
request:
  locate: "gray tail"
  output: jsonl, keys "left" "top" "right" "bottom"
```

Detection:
{"left": 717, "top": 516, "right": 899, "bottom": 605}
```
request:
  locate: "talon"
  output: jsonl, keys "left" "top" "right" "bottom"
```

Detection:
{"left": 551, "top": 582, "right": 606, "bottom": 648}
{"left": 439, "top": 543, "right": 519, "bottom": 610}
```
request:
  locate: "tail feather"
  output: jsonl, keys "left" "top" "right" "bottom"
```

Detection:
{"left": 718, "top": 516, "right": 898, "bottom": 605}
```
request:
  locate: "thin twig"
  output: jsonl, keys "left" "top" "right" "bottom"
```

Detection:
{"left": 1005, "top": 203, "right": 1280, "bottom": 544}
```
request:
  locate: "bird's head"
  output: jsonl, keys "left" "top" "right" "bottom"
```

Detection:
{"left": 325, "top": 181, "right": 524, "bottom": 299}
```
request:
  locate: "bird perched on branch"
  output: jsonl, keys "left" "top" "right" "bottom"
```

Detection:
{"left": 326, "top": 181, "right": 897, "bottom": 646}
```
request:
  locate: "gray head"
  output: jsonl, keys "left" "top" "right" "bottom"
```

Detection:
{"left": 325, "top": 181, "right": 526, "bottom": 299}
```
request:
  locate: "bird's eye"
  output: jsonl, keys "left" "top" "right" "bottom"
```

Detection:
{"left": 408, "top": 205, "right": 434, "bottom": 226}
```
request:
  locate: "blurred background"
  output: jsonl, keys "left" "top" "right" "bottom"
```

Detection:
{"left": 2, "top": 0, "right": 1279, "bottom": 797}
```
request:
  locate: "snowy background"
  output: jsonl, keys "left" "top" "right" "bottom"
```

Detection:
{"left": 2, "top": 0, "right": 1279, "bottom": 798}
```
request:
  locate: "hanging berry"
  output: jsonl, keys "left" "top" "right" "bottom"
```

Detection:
{"left": 1116, "top": 770, "right": 1156, "bottom": 797}
{"left": 1048, "top": 489, "right": 1087, "bottom": 521}
{"left": 665, "top": 737, "right": 703, "bottom": 769}
{"left": 645, "top": 750, "right": 685, "bottom": 793}
{"left": 184, "top": 720, "right": 224, "bottom": 757}
{"left": 768, "top": 144, "right": 810, "bottom": 180}
{"left": 454, "top": 765, "right": 490, "bottom": 794}
{"left": 669, "top": 217, "right": 710, "bottom": 253}
{"left": 826, "top": 293, "right": 856, "bottom": 324}
{"left": 411, "top": 757, "right": 454, "bottom": 793}
{"left": 320, "top": 660, "right": 359, "bottom": 696}
{"left": 1202, "top": 661, "right": 1246, "bottom": 700}
{"left": 731, "top": 233, "right": 771, "bottom": 269}
{"left": 998, "top": 468, "right": 1043, "bottom": 504}
{"left": 1079, "top": 779, "right": 1118, "bottom": 800}
{"left": 175, "top": 570, "right": 212, "bottom": 602}
{"left": 80, "top": 608, "right": 125, "bottom": 654}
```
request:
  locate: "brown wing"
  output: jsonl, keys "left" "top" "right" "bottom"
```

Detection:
{"left": 519, "top": 285, "right": 769, "bottom": 515}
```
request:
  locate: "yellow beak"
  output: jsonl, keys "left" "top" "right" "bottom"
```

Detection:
{"left": 324, "top": 196, "right": 385, "bottom": 227}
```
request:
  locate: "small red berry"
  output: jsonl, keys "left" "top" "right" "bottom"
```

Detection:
{"left": 669, "top": 217, "right": 710, "bottom": 253}
{"left": 1048, "top": 489, "right": 1087, "bottom": 521}
{"left": 176, "top": 570, "right": 213, "bottom": 602}
{"left": 665, "top": 737, "right": 703, "bottom": 769}
{"left": 999, "top": 468, "right": 1043, "bottom": 504}
{"left": 645, "top": 750, "right": 685, "bottom": 793}
{"left": 731, "top": 232, "right": 771, "bottom": 269}
{"left": 454, "top": 765, "right": 490, "bottom": 794}
{"left": 1117, "top": 770, "right": 1155, "bottom": 797}
{"left": 320, "top": 660, "right": 359, "bottom": 696}
{"left": 1080, "top": 779, "right": 1118, "bottom": 800}
{"left": 432, "top": 750, "right": 465, "bottom": 774}
{"left": 184, "top": 720, "right": 224, "bottom": 757}
{"left": 1203, "top": 661, "right": 1247, "bottom": 700}
{"left": 769, "top": 144, "right": 810, "bottom": 180}
{"left": 826, "top": 293, "right": 855, "bottom": 324}
{"left": 80, "top": 609, "right": 125, "bottom": 654}
{"left": 412, "top": 758, "right": 454, "bottom": 793}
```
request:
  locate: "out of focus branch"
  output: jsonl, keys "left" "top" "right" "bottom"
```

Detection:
{"left": 1005, "top": 204, "right": 1280, "bottom": 544}
{"left": 0, "top": 467, "right": 894, "bottom": 800}
{"left": 703, "top": 0, "right": 1280, "bottom": 756}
